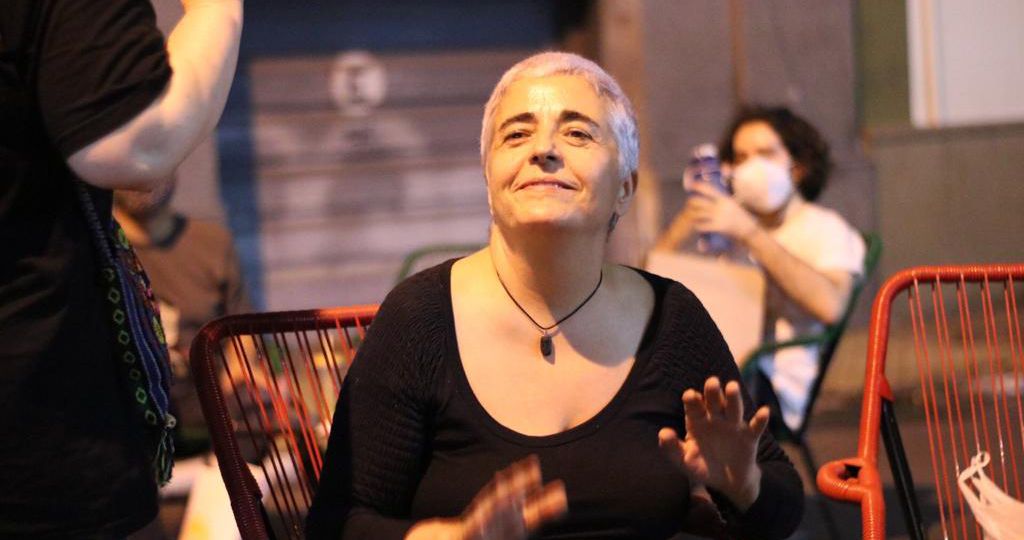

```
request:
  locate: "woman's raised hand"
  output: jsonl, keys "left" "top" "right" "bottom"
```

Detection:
{"left": 406, "top": 455, "right": 567, "bottom": 540}
{"left": 658, "top": 376, "right": 769, "bottom": 511}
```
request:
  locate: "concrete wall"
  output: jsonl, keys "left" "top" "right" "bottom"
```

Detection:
{"left": 824, "top": 122, "right": 1024, "bottom": 395}
{"left": 873, "top": 123, "right": 1024, "bottom": 276}
{"left": 908, "top": 0, "right": 1024, "bottom": 127}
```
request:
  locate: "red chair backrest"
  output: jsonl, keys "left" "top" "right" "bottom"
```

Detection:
{"left": 190, "top": 305, "right": 378, "bottom": 540}
{"left": 818, "top": 264, "right": 1024, "bottom": 540}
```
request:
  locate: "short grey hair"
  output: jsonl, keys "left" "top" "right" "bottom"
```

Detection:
{"left": 480, "top": 51, "right": 639, "bottom": 179}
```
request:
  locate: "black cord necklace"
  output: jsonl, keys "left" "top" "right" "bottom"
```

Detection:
{"left": 494, "top": 265, "right": 603, "bottom": 357}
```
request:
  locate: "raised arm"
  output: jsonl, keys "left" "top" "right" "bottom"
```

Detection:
{"left": 67, "top": 0, "right": 243, "bottom": 190}
{"left": 742, "top": 225, "right": 854, "bottom": 324}
{"left": 658, "top": 285, "right": 804, "bottom": 539}
{"left": 685, "top": 182, "right": 855, "bottom": 323}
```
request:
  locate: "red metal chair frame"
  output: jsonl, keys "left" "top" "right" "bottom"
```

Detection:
{"left": 190, "top": 305, "right": 377, "bottom": 540}
{"left": 817, "top": 264, "right": 1024, "bottom": 540}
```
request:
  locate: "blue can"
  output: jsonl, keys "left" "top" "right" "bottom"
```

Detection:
{"left": 684, "top": 144, "right": 731, "bottom": 255}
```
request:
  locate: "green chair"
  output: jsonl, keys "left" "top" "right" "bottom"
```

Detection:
{"left": 394, "top": 243, "right": 486, "bottom": 284}
{"left": 740, "top": 232, "right": 882, "bottom": 537}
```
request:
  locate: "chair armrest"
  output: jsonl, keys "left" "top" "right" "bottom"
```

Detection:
{"left": 818, "top": 457, "right": 887, "bottom": 540}
{"left": 818, "top": 457, "right": 870, "bottom": 504}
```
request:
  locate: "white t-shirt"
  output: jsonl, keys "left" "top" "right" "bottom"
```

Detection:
{"left": 753, "top": 198, "right": 865, "bottom": 431}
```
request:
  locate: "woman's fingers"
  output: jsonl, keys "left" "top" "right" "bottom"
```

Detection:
{"left": 522, "top": 480, "right": 568, "bottom": 532}
{"left": 506, "top": 455, "right": 542, "bottom": 494}
{"left": 703, "top": 377, "right": 727, "bottom": 417}
{"left": 496, "top": 456, "right": 541, "bottom": 519}
{"left": 657, "top": 427, "right": 683, "bottom": 463}
{"left": 748, "top": 406, "right": 770, "bottom": 440}
{"left": 686, "top": 378, "right": 747, "bottom": 424}
{"left": 465, "top": 455, "right": 564, "bottom": 538}
{"left": 724, "top": 380, "right": 743, "bottom": 424}
{"left": 682, "top": 389, "right": 709, "bottom": 428}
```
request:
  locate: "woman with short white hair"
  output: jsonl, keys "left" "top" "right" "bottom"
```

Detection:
{"left": 307, "top": 51, "right": 803, "bottom": 540}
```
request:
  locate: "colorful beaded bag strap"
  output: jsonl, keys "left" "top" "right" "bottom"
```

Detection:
{"left": 76, "top": 184, "right": 177, "bottom": 485}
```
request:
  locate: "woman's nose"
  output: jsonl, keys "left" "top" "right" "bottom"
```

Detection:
{"left": 529, "top": 132, "right": 560, "bottom": 167}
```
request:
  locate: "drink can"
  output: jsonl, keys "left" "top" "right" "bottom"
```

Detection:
{"left": 684, "top": 144, "right": 731, "bottom": 254}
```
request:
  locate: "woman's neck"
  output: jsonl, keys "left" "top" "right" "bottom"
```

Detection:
{"left": 488, "top": 226, "right": 606, "bottom": 326}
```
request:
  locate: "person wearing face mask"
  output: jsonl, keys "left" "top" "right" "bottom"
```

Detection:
{"left": 655, "top": 106, "right": 866, "bottom": 433}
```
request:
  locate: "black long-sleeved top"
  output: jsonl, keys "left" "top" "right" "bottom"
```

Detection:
{"left": 307, "top": 260, "right": 803, "bottom": 539}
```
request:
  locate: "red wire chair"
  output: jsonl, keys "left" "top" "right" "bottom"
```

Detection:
{"left": 818, "top": 264, "right": 1024, "bottom": 539}
{"left": 190, "top": 305, "right": 377, "bottom": 540}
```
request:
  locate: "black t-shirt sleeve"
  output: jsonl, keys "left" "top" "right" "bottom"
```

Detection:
{"left": 34, "top": 0, "right": 171, "bottom": 157}
{"left": 306, "top": 273, "right": 445, "bottom": 539}
{"left": 657, "top": 279, "right": 804, "bottom": 539}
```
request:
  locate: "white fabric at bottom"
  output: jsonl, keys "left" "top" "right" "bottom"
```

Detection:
{"left": 958, "top": 451, "right": 1024, "bottom": 540}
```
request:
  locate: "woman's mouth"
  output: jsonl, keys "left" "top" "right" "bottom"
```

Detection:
{"left": 517, "top": 178, "right": 575, "bottom": 191}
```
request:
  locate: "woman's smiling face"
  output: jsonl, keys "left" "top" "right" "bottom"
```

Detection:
{"left": 485, "top": 74, "right": 630, "bottom": 235}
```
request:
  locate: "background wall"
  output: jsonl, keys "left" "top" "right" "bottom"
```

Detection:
{"left": 825, "top": 0, "right": 1024, "bottom": 394}
{"left": 908, "top": 0, "right": 1024, "bottom": 127}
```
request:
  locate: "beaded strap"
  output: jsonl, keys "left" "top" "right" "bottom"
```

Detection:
{"left": 76, "top": 183, "right": 176, "bottom": 485}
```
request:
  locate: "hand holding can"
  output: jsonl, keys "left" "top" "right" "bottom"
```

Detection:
{"left": 683, "top": 144, "right": 732, "bottom": 255}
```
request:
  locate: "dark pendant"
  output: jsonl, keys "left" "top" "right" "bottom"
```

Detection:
{"left": 540, "top": 334, "right": 553, "bottom": 356}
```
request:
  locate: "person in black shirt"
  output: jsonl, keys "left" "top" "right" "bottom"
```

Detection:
{"left": 307, "top": 52, "right": 804, "bottom": 540}
{"left": 0, "top": 0, "right": 241, "bottom": 537}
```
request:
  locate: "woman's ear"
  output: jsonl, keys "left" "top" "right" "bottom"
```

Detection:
{"left": 615, "top": 171, "right": 638, "bottom": 213}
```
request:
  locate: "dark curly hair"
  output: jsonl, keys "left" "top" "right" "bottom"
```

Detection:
{"left": 717, "top": 105, "right": 832, "bottom": 201}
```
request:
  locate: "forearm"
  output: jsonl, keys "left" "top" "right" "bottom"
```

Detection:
{"left": 654, "top": 211, "right": 696, "bottom": 251}
{"left": 714, "top": 434, "right": 803, "bottom": 539}
{"left": 164, "top": 1, "right": 243, "bottom": 142}
{"left": 742, "top": 227, "right": 851, "bottom": 324}
{"left": 713, "top": 462, "right": 802, "bottom": 540}
{"left": 69, "top": 1, "right": 243, "bottom": 190}
{"left": 404, "top": 518, "right": 462, "bottom": 540}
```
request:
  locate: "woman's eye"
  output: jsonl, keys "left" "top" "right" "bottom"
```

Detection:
{"left": 503, "top": 131, "right": 528, "bottom": 142}
{"left": 566, "top": 129, "right": 592, "bottom": 141}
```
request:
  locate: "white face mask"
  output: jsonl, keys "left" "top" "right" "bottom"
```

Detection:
{"left": 730, "top": 156, "right": 794, "bottom": 215}
{"left": 958, "top": 451, "right": 1024, "bottom": 540}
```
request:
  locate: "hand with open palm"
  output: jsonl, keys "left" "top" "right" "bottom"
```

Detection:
{"left": 658, "top": 376, "right": 769, "bottom": 512}
{"left": 405, "top": 455, "right": 567, "bottom": 540}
